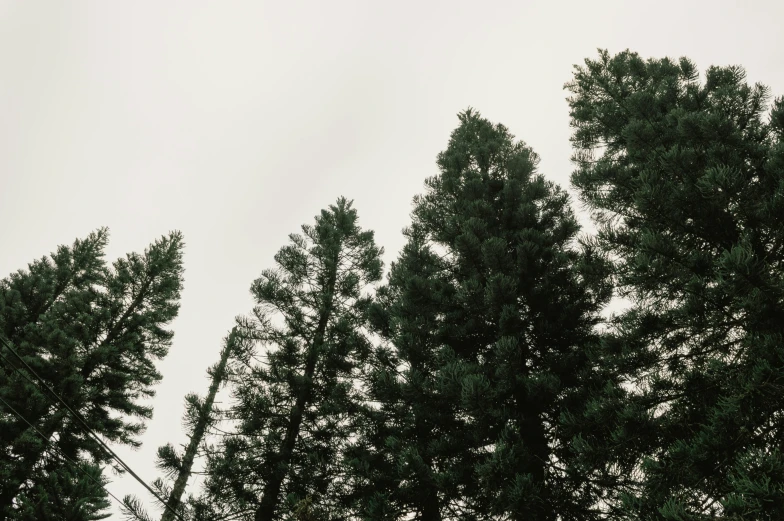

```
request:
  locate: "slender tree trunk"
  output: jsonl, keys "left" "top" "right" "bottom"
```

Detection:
{"left": 516, "top": 394, "right": 551, "bottom": 521}
{"left": 160, "top": 331, "right": 236, "bottom": 521}
{"left": 254, "top": 383, "right": 308, "bottom": 521}
{"left": 414, "top": 411, "right": 441, "bottom": 521}
{"left": 511, "top": 343, "right": 553, "bottom": 521}
{"left": 419, "top": 475, "right": 441, "bottom": 521}
{"left": 254, "top": 266, "right": 339, "bottom": 521}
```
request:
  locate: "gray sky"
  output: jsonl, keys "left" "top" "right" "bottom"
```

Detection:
{"left": 2, "top": 0, "right": 783, "bottom": 517}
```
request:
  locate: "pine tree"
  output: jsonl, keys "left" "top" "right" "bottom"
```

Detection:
{"left": 0, "top": 228, "right": 185, "bottom": 517}
{"left": 121, "top": 328, "right": 241, "bottom": 521}
{"left": 350, "top": 110, "right": 613, "bottom": 521}
{"left": 160, "top": 328, "right": 240, "bottom": 521}
{"left": 566, "top": 49, "right": 784, "bottom": 520}
{"left": 197, "top": 197, "right": 383, "bottom": 521}
{"left": 344, "top": 223, "right": 458, "bottom": 521}
{"left": 421, "top": 111, "right": 612, "bottom": 521}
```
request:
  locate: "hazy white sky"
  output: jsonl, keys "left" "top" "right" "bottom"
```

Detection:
{"left": 1, "top": 0, "right": 783, "bottom": 517}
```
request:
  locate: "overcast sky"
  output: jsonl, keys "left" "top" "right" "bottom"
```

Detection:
{"left": 2, "top": 0, "right": 783, "bottom": 517}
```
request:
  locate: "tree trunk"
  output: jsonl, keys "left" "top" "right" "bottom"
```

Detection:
{"left": 160, "top": 331, "right": 236, "bottom": 521}
{"left": 518, "top": 407, "right": 551, "bottom": 521}
{"left": 419, "top": 479, "right": 442, "bottom": 521}
{"left": 414, "top": 411, "right": 441, "bottom": 521}
{"left": 254, "top": 266, "right": 339, "bottom": 521}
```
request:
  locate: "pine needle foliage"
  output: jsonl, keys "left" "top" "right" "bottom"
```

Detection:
{"left": 0, "top": 228, "right": 185, "bottom": 519}
{"left": 197, "top": 198, "right": 383, "bottom": 521}
{"left": 566, "top": 49, "right": 784, "bottom": 520}
{"left": 350, "top": 109, "right": 613, "bottom": 521}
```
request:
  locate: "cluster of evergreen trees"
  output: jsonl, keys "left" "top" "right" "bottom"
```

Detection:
{"left": 1, "top": 49, "right": 782, "bottom": 521}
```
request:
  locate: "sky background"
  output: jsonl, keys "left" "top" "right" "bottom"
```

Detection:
{"left": 1, "top": 0, "right": 783, "bottom": 517}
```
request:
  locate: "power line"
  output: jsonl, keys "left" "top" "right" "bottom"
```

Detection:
{"left": 0, "top": 343, "right": 184, "bottom": 521}
{"left": 0, "top": 337, "right": 187, "bottom": 521}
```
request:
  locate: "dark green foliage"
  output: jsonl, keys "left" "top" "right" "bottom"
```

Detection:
{"left": 0, "top": 228, "right": 185, "bottom": 517}
{"left": 197, "top": 198, "right": 383, "bottom": 521}
{"left": 6, "top": 47, "right": 783, "bottom": 521}
{"left": 350, "top": 109, "right": 612, "bottom": 521}
{"left": 12, "top": 462, "right": 111, "bottom": 521}
{"left": 567, "top": 49, "right": 784, "bottom": 520}
{"left": 345, "top": 223, "right": 458, "bottom": 521}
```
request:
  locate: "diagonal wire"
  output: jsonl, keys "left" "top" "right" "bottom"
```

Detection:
{"left": 0, "top": 337, "right": 187, "bottom": 521}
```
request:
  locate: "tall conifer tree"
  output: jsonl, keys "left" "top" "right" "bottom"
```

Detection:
{"left": 197, "top": 198, "right": 382, "bottom": 521}
{"left": 0, "top": 228, "right": 185, "bottom": 518}
{"left": 351, "top": 110, "right": 612, "bottom": 521}
{"left": 566, "top": 49, "right": 784, "bottom": 520}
